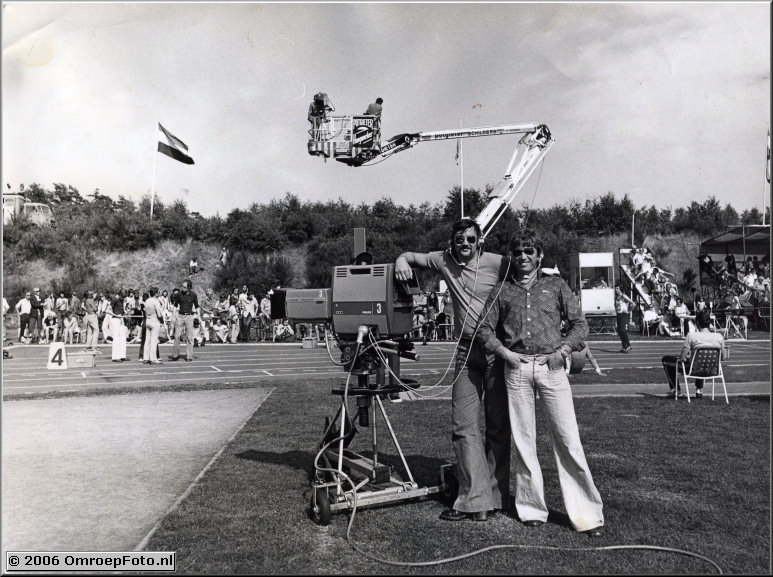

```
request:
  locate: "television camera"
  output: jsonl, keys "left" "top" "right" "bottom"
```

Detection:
{"left": 270, "top": 232, "right": 457, "bottom": 525}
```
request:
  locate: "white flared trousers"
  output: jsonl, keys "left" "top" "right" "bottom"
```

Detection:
{"left": 505, "top": 357, "right": 604, "bottom": 532}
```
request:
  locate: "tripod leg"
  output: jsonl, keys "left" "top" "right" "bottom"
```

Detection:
{"left": 375, "top": 396, "right": 415, "bottom": 485}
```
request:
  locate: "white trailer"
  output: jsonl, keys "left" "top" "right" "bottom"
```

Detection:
{"left": 569, "top": 252, "right": 616, "bottom": 332}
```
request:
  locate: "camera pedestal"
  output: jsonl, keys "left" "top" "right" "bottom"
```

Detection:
{"left": 309, "top": 369, "right": 450, "bottom": 525}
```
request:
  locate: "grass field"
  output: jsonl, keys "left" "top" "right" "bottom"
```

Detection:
{"left": 143, "top": 380, "right": 770, "bottom": 574}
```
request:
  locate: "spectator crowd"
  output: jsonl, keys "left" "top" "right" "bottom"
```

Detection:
{"left": 6, "top": 283, "right": 316, "bottom": 349}
{"left": 627, "top": 247, "right": 770, "bottom": 337}
{"left": 411, "top": 289, "right": 454, "bottom": 344}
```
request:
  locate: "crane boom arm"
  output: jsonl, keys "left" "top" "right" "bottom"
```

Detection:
{"left": 307, "top": 99, "right": 553, "bottom": 238}
{"left": 361, "top": 123, "right": 553, "bottom": 239}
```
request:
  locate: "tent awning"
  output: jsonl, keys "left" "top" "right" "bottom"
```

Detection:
{"left": 700, "top": 225, "right": 770, "bottom": 256}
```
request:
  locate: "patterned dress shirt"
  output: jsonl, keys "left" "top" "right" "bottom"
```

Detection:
{"left": 476, "top": 274, "right": 588, "bottom": 356}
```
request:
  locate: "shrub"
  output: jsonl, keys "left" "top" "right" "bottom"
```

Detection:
{"left": 213, "top": 250, "right": 295, "bottom": 294}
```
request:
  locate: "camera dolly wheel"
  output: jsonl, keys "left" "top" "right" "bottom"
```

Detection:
{"left": 310, "top": 488, "right": 331, "bottom": 526}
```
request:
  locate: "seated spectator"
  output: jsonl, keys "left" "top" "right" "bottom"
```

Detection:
{"left": 215, "top": 293, "right": 230, "bottom": 317}
{"left": 661, "top": 309, "right": 725, "bottom": 398}
{"left": 274, "top": 318, "right": 296, "bottom": 342}
{"left": 656, "top": 317, "right": 679, "bottom": 337}
{"left": 673, "top": 298, "right": 692, "bottom": 334}
{"left": 635, "top": 259, "right": 654, "bottom": 283}
{"left": 296, "top": 323, "right": 310, "bottom": 339}
{"left": 421, "top": 307, "right": 436, "bottom": 345}
{"left": 191, "top": 316, "right": 204, "bottom": 347}
{"left": 61, "top": 311, "right": 79, "bottom": 344}
{"left": 743, "top": 270, "right": 758, "bottom": 288}
{"left": 128, "top": 323, "right": 142, "bottom": 344}
{"left": 641, "top": 306, "right": 661, "bottom": 332}
{"left": 213, "top": 317, "right": 229, "bottom": 343}
{"left": 43, "top": 311, "right": 59, "bottom": 343}
{"left": 565, "top": 344, "right": 605, "bottom": 377}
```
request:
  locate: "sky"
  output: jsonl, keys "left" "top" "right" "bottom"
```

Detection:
{"left": 2, "top": 2, "right": 770, "bottom": 219}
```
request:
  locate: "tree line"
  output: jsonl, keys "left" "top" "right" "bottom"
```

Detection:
{"left": 3, "top": 182, "right": 768, "bottom": 296}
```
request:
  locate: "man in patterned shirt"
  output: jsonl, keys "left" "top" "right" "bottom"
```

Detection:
{"left": 395, "top": 218, "right": 511, "bottom": 522}
{"left": 476, "top": 228, "right": 604, "bottom": 537}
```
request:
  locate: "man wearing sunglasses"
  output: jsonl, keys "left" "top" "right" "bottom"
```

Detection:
{"left": 476, "top": 228, "right": 604, "bottom": 537}
{"left": 28, "top": 287, "right": 45, "bottom": 344}
{"left": 395, "top": 218, "right": 511, "bottom": 522}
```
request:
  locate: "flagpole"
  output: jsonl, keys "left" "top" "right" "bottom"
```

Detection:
{"left": 762, "top": 126, "right": 770, "bottom": 226}
{"left": 459, "top": 115, "right": 464, "bottom": 219}
{"left": 150, "top": 122, "right": 158, "bottom": 220}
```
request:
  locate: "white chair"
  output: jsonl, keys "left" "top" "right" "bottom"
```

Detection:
{"left": 677, "top": 347, "right": 728, "bottom": 404}
{"left": 642, "top": 315, "right": 661, "bottom": 336}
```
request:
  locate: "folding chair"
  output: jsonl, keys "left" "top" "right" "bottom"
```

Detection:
{"left": 756, "top": 306, "right": 769, "bottom": 330}
{"left": 677, "top": 347, "right": 728, "bottom": 404}
{"left": 248, "top": 318, "right": 262, "bottom": 342}
{"left": 642, "top": 316, "right": 660, "bottom": 336}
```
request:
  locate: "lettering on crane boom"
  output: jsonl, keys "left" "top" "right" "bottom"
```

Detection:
{"left": 428, "top": 128, "right": 502, "bottom": 140}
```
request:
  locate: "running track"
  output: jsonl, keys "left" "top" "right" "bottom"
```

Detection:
{"left": 2, "top": 339, "right": 770, "bottom": 397}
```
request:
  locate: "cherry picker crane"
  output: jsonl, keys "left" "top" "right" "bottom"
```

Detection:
{"left": 307, "top": 92, "right": 554, "bottom": 239}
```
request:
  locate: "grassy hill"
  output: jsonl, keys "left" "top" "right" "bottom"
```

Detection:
{"left": 3, "top": 240, "right": 310, "bottom": 302}
{"left": 2, "top": 233, "right": 706, "bottom": 303}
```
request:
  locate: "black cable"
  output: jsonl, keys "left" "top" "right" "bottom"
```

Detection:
{"left": 342, "top": 505, "right": 723, "bottom": 573}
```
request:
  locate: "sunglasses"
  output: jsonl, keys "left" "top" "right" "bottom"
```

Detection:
{"left": 454, "top": 235, "right": 478, "bottom": 245}
{"left": 512, "top": 247, "right": 538, "bottom": 257}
